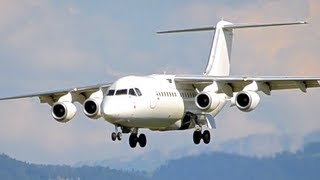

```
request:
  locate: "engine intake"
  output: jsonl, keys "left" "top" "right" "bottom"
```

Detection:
{"left": 52, "top": 102, "right": 77, "bottom": 123}
{"left": 83, "top": 98, "right": 102, "bottom": 119}
{"left": 235, "top": 91, "right": 260, "bottom": 112}
{"left": 195, "top": 92, "right": 223, "bottom": 112}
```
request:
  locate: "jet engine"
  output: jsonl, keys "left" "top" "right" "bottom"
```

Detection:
{"left": 195, "top": 92, "right": 224, "bottom": 112}
{"left": 235, "top": 91, "right": 260, "bottom": 112}
{"left": 51, "top": 102, "right": 77, "bottom": 123}
{"left": 83, "top": 98, "right": 102, "bottom": 119}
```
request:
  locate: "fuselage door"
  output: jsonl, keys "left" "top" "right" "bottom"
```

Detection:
{"left": 150, "top": 92, "right": 157, "bottom": 109}
{"left": 129, "top": 88, "right": 137, "bottom": 109}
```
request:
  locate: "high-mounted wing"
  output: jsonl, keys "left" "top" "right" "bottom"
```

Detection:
{"left": 175, "top": 75, "right": 320, "bottom": 96}
{"left": 0, "top": 83, "right": 111, "bottom": 105}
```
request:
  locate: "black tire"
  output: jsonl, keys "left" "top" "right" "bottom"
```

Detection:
{"left": 117, "top": 132, "right": 122, "bottom": 141}
{"left": 111, "top": 132, "right": 117, "bottom": 141}
{"left": 138, "top": 133, "right": 147, "bottom": 148}
{"left": 129, "top": 134, "right": 138, "bottom": 148}
{"left": 193, "top": 131, "right": 201, "bottom": 144}
{"left": 202, "top": 130, "right": 210, "bottom": 144}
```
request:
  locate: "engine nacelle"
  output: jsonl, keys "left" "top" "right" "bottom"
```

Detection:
{"left": 83, "top": 98, "right": 102, "bottom": 119}
{"left": 195, "top": 92, "right": 224, "bottom": 112}
{"left": 51, "top": 102, "right": 77, "bottom": 123}
{"left": 235, "top": 91, "right": 260, "bottom": 112}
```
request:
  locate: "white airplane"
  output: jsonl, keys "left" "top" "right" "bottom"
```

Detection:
{"left": 1, "top": 20, "right": 319, "bottom": 148}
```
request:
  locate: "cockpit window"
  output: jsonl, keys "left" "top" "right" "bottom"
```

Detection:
{"left": 106, "top": 89, "right": 115, "bottom": 96}
{"left": 135, "top": 88, "right": 142, "bottom": 96}
{"left": 129, "top": 88, "right": 136, "bottom": 96}
{"left": 115, "top": 89, "right": 128, "bottom": 95}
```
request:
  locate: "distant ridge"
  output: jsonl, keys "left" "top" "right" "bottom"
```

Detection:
{"left": 153, "top": 142, "right": 320, "bottom": 180}
{"left": 0, "top": 154, "right": 147, "bottom": 180}
{"left": 0, "top": 142, "right": 320, "bottom": 179}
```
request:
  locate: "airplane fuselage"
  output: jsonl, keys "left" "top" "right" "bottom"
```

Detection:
{"left": 101, "top": 75, "right": 226, "bottom": 131}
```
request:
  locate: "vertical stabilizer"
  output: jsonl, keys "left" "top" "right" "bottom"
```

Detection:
{"left": 204, "top": 21, "right": 233, "bottom": 76}
{"left": 157, "top": 20, "right": 307, "bottom": 76}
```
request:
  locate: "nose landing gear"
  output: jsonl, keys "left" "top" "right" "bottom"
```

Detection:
{"left": 111, "top": 132, "right": 122, "bottom": 141}
{"left": 111, "top": 125, "right": 122, "bottom": 141}
{"left": 110, "top": 126, "right": 147, "bottom": 148}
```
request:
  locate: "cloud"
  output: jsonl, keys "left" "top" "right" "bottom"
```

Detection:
{"left": 0, "top": 0, "right": 140, "bottom": 164}
{"left": 160, "top": 0, "right": 320, "bottom": 158}
{"left": 0, "top": 0, "right": 319, "bottom": 167}
{"left": 0, "top": 99, "right": 136, "bottom": 164}
{"left": 214, "top": 109, "right": 277, "bottom": 141}
{"left": 3, "top": 1, "right": 95, "bottom": 71}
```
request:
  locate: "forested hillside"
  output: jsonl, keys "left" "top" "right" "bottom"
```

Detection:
{"left": 153, "top": 143, "right": 320, "bottom": 180}
{"left": 0, "top": 143, "right": 320, "bottom": 180}
{"left": 0, "top": 154, "right": 147, "bottom": 180}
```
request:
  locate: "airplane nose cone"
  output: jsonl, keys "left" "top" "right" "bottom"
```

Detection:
{"left": 101, "top": 98, "right": 119, "bottom": 120}
{"left": 101, "top": 96, "right": 134, "bottom": 122}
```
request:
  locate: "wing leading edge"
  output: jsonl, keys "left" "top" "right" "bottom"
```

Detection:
{"left": 175, "top": 75, "right": 320, "bottom": 96}
{"left": 0, "top": 83, "right": 111, "bottom": 105}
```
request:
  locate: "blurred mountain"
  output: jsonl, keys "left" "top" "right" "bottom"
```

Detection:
{"left": 0, "top": 154, "right": 147, "bottom": 180}
{"left": 152, "top": 142, "right": 320, "bottom": 180}
{"left": 1, "top": 142, "right": 320, "bottom": 179}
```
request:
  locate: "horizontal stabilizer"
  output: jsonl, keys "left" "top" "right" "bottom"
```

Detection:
{"left": 157, "top": 26, "right": 215, "bottom": 34}
{"left": 223, "top": 21, "right": 307, "bottom": 29}
{"left": 157, "top": 21, "right": 307, "bottom": 34}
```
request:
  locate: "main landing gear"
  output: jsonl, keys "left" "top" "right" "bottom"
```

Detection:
{"left": 129, "top": 133, "right": 147, "bottom": 148}
{"left": 128, "top": 128, "right": 146, "bottom": 148}
{"left": 190, "top": 113, "right": 211, "bottom": 145}
{"left": 193, "top": 129, "right": 211, "bottom": 145}
{"left": 110, "top": 126, "right": 147, "bottom": 148}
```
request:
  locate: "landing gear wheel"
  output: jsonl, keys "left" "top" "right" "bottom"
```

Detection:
{"left": 116, "top": 132, "right": 122, "bottom": 141}
{"left": 138, "top": 133, "right": 147, "bottom": 147}
{"left": 193, "top": 131, "right": 202, "bottom": 144}
{"left": 129, "top": 134, "right": 138, "bottom": 148}
{"left": 202, "top": 130, "right": 211, "bottom": 144}
{"left": 111, "top": 132, "right": 117, "bottom": 141}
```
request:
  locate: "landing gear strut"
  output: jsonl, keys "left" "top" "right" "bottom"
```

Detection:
{"left": 193, "top": 130, "right": 211, "bottom": 145}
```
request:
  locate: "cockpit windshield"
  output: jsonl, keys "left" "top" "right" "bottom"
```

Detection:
{"left": 106, "top": 89, "right": 115, "bottom": 96}
{"left": 106, "top": 88, "right": 142, "bottom": 96}
{"left": 129, "top": 89, "right": 136, "bottom": 96}
{"left": 135, "top": 88, "right": 142, "bottom": 96}
{"left": 115, "top": 89, "right": 127, "bottom": 95}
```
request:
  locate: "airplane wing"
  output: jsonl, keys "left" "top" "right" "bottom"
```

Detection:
{"left": 0, "top": 83, "right": 112, "bottom": 105}
{"left": 174, "top": 75, "right": 320, "bottom": 96}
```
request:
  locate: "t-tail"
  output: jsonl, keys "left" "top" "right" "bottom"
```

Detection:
{"left": 158, "top": 20, "right": 307, "bottom": 76}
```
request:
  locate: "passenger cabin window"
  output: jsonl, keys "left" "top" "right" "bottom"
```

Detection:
{"left": 107, "top": 89, "right": 115, "bottom": 96}
{"left": 115, "top": 89, "right": 127, "bottom": 95}
{"left": 129, "top": 88, "right": 136, "bottom": 96}
{"left": 135, "top": 88, "right": 142, "bottom": 96}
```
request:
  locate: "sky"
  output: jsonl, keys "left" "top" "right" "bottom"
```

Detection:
{"left": 0, "top": 0, "right": 319, "bottom": 169}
